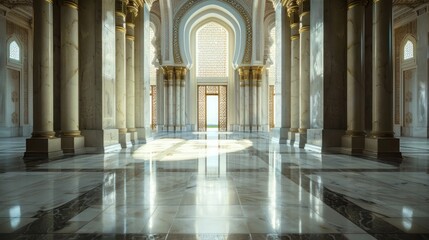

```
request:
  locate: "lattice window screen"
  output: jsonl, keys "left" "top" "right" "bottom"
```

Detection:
{"left": 9, "top": 41, "right": 20, "bottom": 61}
{"left": 403, "top": 40, "right": 414, "bottom": 60}
{"left": 196, "top": 22, "right": 229, "bottom": 78}
{"left": 197, "top": 85, "right": 227, "bottom": 132}
{"left": 151, "top": 85, "right": 157, "bottom": 129}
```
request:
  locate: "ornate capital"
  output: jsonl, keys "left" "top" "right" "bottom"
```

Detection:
{"left": 286, "top": 0, "right": 300, "bottom": 27}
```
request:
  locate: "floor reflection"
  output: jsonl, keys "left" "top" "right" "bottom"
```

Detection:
{"left": 0, "top": 133, "right": 428, "bottom": 239}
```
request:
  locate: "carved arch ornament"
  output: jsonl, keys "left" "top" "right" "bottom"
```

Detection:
{"left": 173, "top": 0, "right": 252, "bottom": 64}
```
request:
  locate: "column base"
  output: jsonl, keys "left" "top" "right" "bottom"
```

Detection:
{"left": 119, "top": 132, "right": 132, "bottom": 148}
{"left": 168, "top": 126, "right": 175, "bottom": 132}
{"left": 364, "top": 137, "right": 402, "bottom": 162}
{"left": 287, "top": 131, "right": 297, "bottom": 146}
{"left": 136, "top": 127, "right": 153, "bottom": 144}
{"left": 244, "top": 126, "right": 251, "bottom": 132}
{"left": 128, "top": 131, "right": 138, "bottom": 145}
{"left": 271, "top": 127, "right": 290, "bottom": 144}
{"left": 81, "top": 129, "right": 121, "bottom": 153}
{"left": 294, "top": 132, "right": 307, "bottom": 148}
{"left": 305, "top": 129, "right": 345, "bottom": 153}
{"left": 61, "top": 136, "right": 86, "bottom": 155}
{"left": 341, "top": 135, "right": 365, "bottom": 155}
{"left": 24, "top": 138, "right": 63, "bottom": 160}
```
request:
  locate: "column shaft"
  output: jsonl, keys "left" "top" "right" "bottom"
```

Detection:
{"left": 126, "top": 24, "right": 136, "bottom": 136}
{"left": 239, "top": 72, "right": 245, "bottom": 131}
{"left": 175, "top": 69, "right": 181, "bottom": 129}
{"left": 60, "top": 0, "right": 80, "bottom": 136}
{"left": 33, "top": 0, "right": 55, "bottom": 138}
{"left": 115, "top": 11, "right": 127, "bottom": 135}
{"left": 180, "top": 70, "right": 186, "bottom": 130}
{"left": 25, "top": 0, "right": 63, "bottom": 159}
{"left": 299, "top": 10, "right": 310, "bottom": 133}
{"left": 288, "top": 0, "right": 300, "bottom": 136}
{"left": 347, "top": 1, "right": 365, "bottom": 135}
{"left": 251, "top": 69, "right": 257, "bottom": 130}
{"left": 372, "top": 0, "right": 393, "bottom": 137}
{"left": 364, "top": 0, "right": 401, "bottom": 160}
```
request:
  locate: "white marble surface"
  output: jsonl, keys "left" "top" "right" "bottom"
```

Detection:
{"left": 60, "top": 2, "right": 80, "bottom": 134}
{"left": 2, "top": 134, "right": 429, "bottom": 237}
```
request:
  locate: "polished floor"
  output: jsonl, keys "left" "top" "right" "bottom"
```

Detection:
{"left": 0, "top": 132, "right": 428, "bottom": 240}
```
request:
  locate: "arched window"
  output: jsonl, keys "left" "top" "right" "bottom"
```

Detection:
{"left": 403, "top": 40, "right": 414, "bottom": 61}
{"left": 9, "top": 40, "right": 21, "bottom": 62}
{"left": 196, "top": 22, "right": 229, "bottom": 79}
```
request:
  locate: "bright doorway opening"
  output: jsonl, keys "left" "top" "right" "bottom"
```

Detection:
{"left": 206, "top": 95, "right": 219, "bottom": 132}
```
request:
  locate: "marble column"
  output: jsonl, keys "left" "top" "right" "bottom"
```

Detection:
{"left": 60, "top": 0, "right": 85, "bottom": 154}
{"left": 364, "top": 0, "right": 402, "bottom": 160}
{"left": 25, "top": 0, "right": 63, "bottom": 159}
{"left": 163, "top": 69, "right": 169, "bottom": 131}
{"left": 342, "top": 0, "right": 365, "bottom": 154}
{"left": 287, "top": 0, "right": 300, "bottom": 144}
{"left": 115, "top": 0, "right": 130, "bottom": 148}
{"left": 126, "top": 2, "right": 138, "bottom": 144}
{"left": 239, "top": 69, "right": 245, "bottom": 131}
{"left": 244, "top": 68, "right": 250, "bottom": 132}
{"left": 175, "top": 68, "right": 181, "bottom": 130}
{"left": 179, "top": 67, "right": 187, "bottom": 131}
{"left": 295, "top": 0, "right": 310, "bottom": 148}
{"left": 251, "top": 68, "right": 258, "bottom": 131}
{"left": 162, "top": 66, "right": 175, "bottom": 131}
{"left": 239, "top": 67, "right": 250, "bottom": 131}
{"left": 251, "top": 66, "right": 263, "bottom": 131}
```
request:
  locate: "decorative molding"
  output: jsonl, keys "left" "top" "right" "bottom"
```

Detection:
{"left": 172, "top": 0, "right": 252, "bottom": 64}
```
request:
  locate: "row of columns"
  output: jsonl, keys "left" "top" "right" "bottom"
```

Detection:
{"left": 25, "top": 0, "right": 83, "bottom": 159}
{"left": 25, "top": 0, "right": 145, "bottom": 159}
{"left": 342, "top": 0, "right": 400, "bottom": 158}
{"left": 279, "top": 0, "right": 400, "bottom": 158}
{"left": 115, "top": 0, "right": 140, "bottom": 147}
{"left": 285, "top": 0, "right": 310, "bottom": 147}
{"left": 238, "top": 66, "right": 264, "bottom": 132}
{"left": 162, "top": 66, "right": 187, "bottom": 131}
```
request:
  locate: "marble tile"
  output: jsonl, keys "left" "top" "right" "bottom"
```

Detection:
{"left": 0, "top": 133, "right": 428, "bottom": 239}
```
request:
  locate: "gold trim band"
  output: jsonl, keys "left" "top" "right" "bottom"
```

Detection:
{"left": 63, "top": 1, "right": 78, "bottom": 10}
{"left": 126, "top": 35, "right": 135, "bottom": 41}
{"left": 291, "top": 35, "right": 300, "bottom": 41}
{"left": 45, "top": 0, "right": 53, "bottom": 3}
{"left": 116, "top": 11, "right": 126, "bottom": 18}
{"left": 116, "top": 26, "right": 126, "bottom": 32}
{"left": 290, "top": 23, "right": 299, "bottom": 29}
{"left": 300, "top": 11, "right": 309, "bottom": 18}
{"left": 348, "top": 1, "right": 361, "bottom": 9}
{"left": 299, "top": 26, "right": 310, "bottom": 33}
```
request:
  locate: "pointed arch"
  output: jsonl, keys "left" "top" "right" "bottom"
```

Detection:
{"left": 174, "top": 0, "right": 251, "bottom": 66}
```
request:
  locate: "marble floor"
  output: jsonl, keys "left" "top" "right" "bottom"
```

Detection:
{"left": 0, "top": 132, "right": 428, "bottom": 240}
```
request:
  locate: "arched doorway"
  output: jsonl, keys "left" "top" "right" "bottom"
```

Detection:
{"left": 191, "top": 20, "right": 233, "bottom": 132}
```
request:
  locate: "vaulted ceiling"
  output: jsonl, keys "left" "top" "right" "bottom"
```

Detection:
{"left": 1, "top": 0, "right": 429, "bottom": 8}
